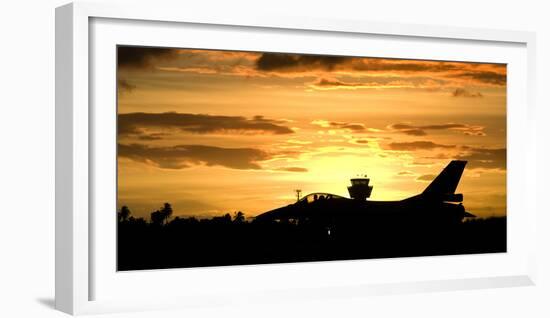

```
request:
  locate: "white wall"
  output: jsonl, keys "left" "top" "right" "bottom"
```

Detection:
{"left": 0, "top": 0, "right": 548, "bottom": 317}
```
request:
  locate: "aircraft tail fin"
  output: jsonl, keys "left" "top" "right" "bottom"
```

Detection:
{"left": 422, "top": 160, "right": 467, "bottom": 201}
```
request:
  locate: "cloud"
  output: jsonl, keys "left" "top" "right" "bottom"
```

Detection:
{"left": 415, "top": 147, "right": 506, "bottom": 171}
{"left": 153, "top": 50, "right": 261, "bottom": 77}
{"left": 157, "top": 66, "right": 219, "bottom": 74}
{"left": 353, "top": 60, "right": 456, "bottom": 73}
{"left": 116, "top": 49, "right": 506, "bottom": 91}
{"left": 118, "top": 112, "right": 294, "bottom": 138}
{"left": 453, "top": 71, "right": 506, "bottom": 86}
{"left": 311, "top": 119, "right": 366, "bottom": 132}
{"left": 118, "top": 46, "right": 178, "bottom": 69}
{"left": 255, "top": 53, "right": 463, "bottom": 74}
{"left": 286, "top": 139, "right": 312, "bottom": 145}
{"left": 457, "top": 147, "right": 506, "bottom": 170}
{"left": 274, "top": 167, "right": 309, "bottom": 173}
{"left": 329, "top": 122, "right": 366, "bottom": 132}
{"left": 352, "top": 139, "right": 369, "bottom": 144}
{"left": 316, "top": 78, "right": 360, "bottom": 87}
{"left": 255, "top": 53, "right": 505, "bottom": 86}
{"left": 256, "top": 53, "right": 349, "bottom": 72}
{"left": 408, "top": 161, "right": 435, "bottom": 166}
{"left": 270, "top": 149, "right": 304, "bottom": 160}
{"left": 118, "top": 143, "right": 270, "bottom": 170}
{"left": 135, "top": 132, "right": 167, "bottom": 141}
{"left": 388, "top": 122, "right": 486, "bottom": 136}
{"left": 385, "top": 141, "right": 455, "bottom": 151}
{"left": 452, "top": 88, "right": 483, "bottom": 98}
{"left": 423, "top": 153, "right": 456, "bottom": 160}
{"left": 416, "top": 174, "right": 437, "bottom": 182}
{"left": 308, "top": 77, "right": 436, "bottom": 90}
{"left": 397, "top": 171, "right": 415, "bottom": 176}
{"left": 312, "top": 78, "right": 370, "bottom": 89}
{"left": 393, "top": 128, "right": 427, "bottom": 136}
{"left": 117, "top": 79, "right": 136, "bottom": 95}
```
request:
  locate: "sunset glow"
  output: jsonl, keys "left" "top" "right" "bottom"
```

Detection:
{"left": 117, "top": 47, "right": 506, "bottom": 219}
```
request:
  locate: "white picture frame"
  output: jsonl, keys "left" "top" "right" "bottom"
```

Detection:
{"left": 55, "top": 1, "right": 537, "bottom": 315}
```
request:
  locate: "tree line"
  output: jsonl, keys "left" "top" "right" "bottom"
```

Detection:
{"left": 117, "top": 203, "right": 247, "bottom": 226}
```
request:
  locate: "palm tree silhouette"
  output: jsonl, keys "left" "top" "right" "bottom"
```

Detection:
{"left": 150, "top": 210, "right": 163, "bottom": 226}
{"left": 160, "top": 203, "right": 173, "bottom": 225}
{"left": 233, "top": 211, "right": 245, "bottom": 224}
{"left": 118, "top": 205, "right": 131, "bottom": 223}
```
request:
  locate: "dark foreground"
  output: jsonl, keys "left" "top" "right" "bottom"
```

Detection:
{"left": 117, "top": 214, "right": 506, "bottom": 271}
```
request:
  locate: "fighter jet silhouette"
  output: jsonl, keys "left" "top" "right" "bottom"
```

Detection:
{"left": 254, "top": 160, "right": 475, "bottom": 230}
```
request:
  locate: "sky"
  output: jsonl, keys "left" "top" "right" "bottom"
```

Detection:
{"left": 117, "top": 46, "right": 507, "bottom": 220}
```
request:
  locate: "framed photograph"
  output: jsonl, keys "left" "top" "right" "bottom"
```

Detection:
{"left": 56, "top": 2, "right": 537, "bottom": 315}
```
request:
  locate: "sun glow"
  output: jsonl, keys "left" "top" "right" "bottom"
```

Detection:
{"left": 117, "top": 47, "right": 506, "bottom": 219}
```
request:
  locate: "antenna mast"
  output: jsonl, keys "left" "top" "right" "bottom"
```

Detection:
{"left": 295, "top": 189, "right": 302, "bottom": 202}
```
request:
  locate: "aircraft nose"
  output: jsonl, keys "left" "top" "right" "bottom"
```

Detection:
{"left": 463, "top": 211, "right": 476, "bottom": 218}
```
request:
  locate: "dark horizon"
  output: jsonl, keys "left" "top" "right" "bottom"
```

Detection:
{"left": 117, "top": 203, "right": 506, "bottom": 271}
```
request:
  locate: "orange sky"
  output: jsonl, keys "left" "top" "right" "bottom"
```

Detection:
{"left": 117, "top": 46, "right": 507, "bottom": 219}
